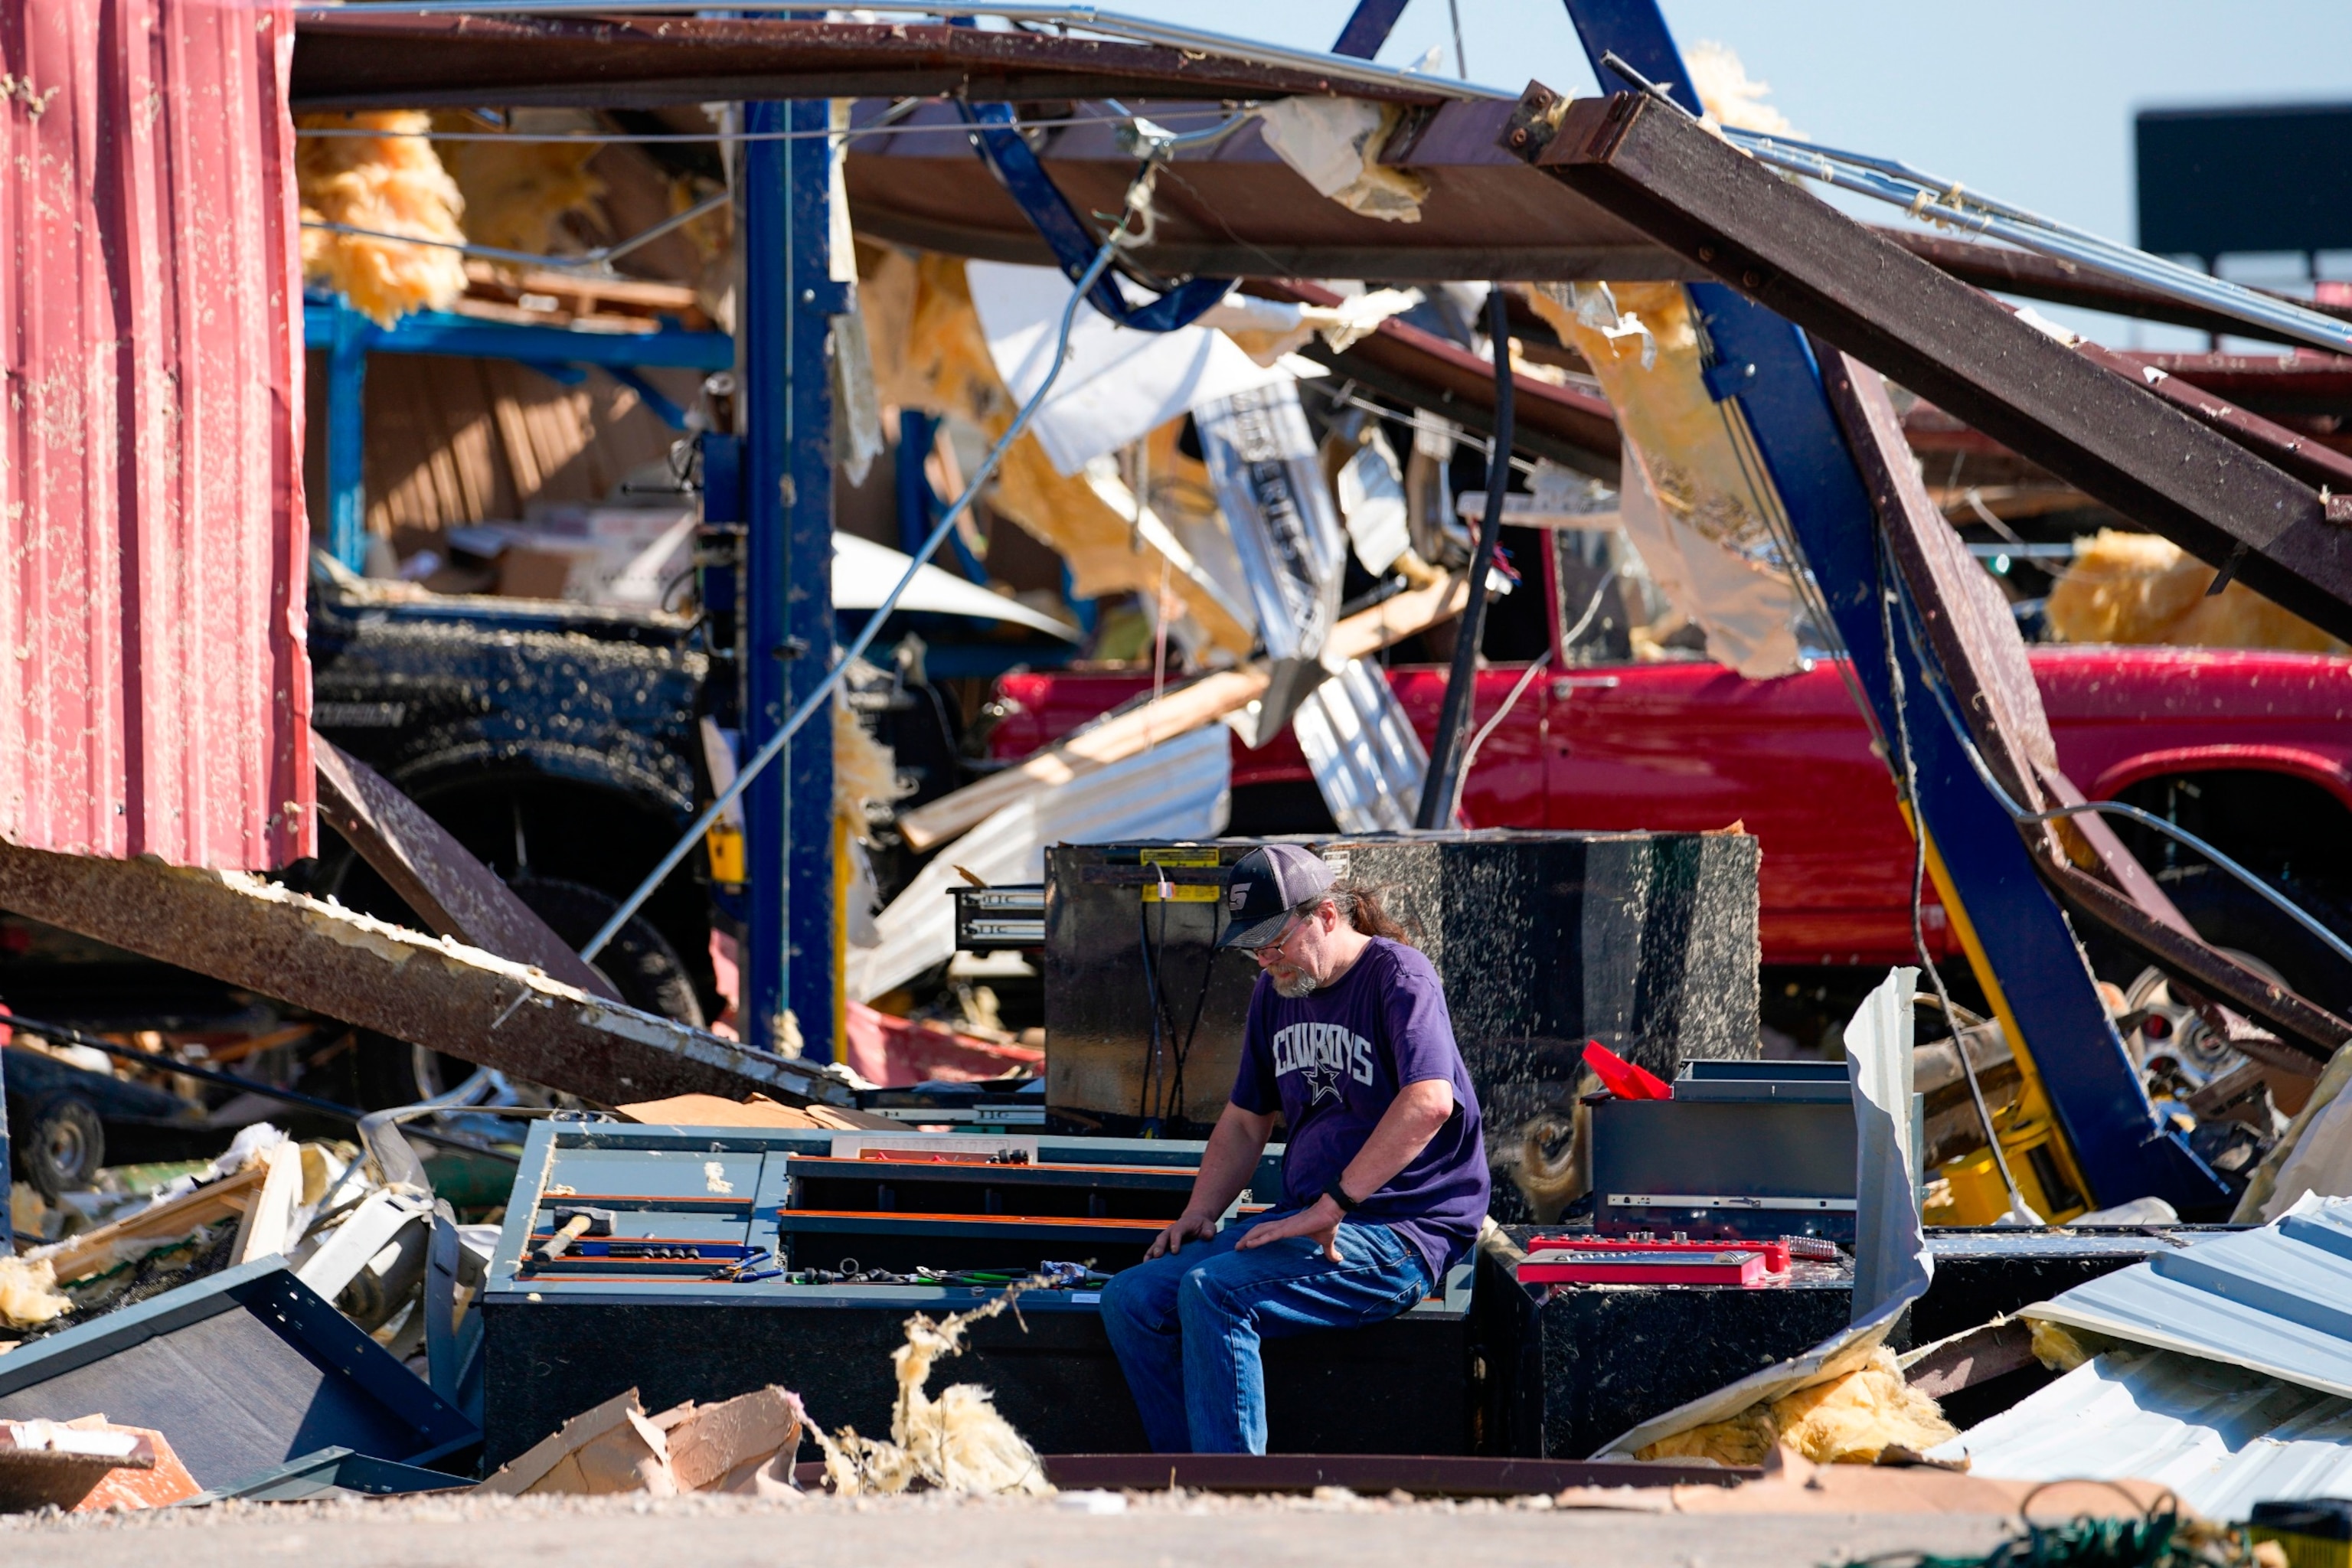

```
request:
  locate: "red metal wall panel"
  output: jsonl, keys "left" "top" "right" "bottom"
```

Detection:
{"left": 0, "top": 0, "right": 311, "bottom": 870}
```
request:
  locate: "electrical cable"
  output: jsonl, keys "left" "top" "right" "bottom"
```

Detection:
{"left": 583, "top": 181, "right": 1138, "bottom": 963}
{"left": 1448, "top": 648, "right": 1550, "bottom": 828}
{"left": 302, "top": 188, "right": 730, "bottom": 274}
{"left": 1886, "top": 567, "right": 2352, "bottom": 974}
{"left": 1872, "top": 541, "right": 2037, "bottom": 1224}
{"left": 1415, "top": 285, "right": 1517, "bottom": 828}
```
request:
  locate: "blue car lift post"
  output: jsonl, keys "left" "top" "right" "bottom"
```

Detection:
{"left": 736, "top": 99, "right": 841, "bottom": 1057}
{"left": 1546, "top": 0, "right": 2228, "bottom": 1218}
{"left": 303, "top": 158, "right": 836, "bottom": 1060}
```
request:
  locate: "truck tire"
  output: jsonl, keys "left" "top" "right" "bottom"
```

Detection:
{"left": 21, "top": 1094, "right": 104, "bottom": 1199}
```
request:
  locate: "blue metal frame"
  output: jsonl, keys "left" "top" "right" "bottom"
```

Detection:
{"left": 1556, "top": 1, "right": 2226, "bottom": 1214}
{"left": 739, "top": 100, "right": 844, "bottom": 1056}
{"left": 301, "top": 299, "right": 733, "bottom": 573}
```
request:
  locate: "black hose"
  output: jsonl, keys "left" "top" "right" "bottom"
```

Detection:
{"left": 1416, "top": 286, "right": 1517, "bottom": 828}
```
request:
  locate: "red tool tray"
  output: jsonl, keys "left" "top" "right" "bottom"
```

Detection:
{"left": 1517, "top": 1247, "right": 1769, "bottom": 1286}
{"left": 1527, "top": 1233, "right": 1793, "bottom": 1274}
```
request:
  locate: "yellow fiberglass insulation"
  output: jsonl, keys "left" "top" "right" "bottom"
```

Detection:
{"left": 1527, "top": 281, "right": 1807, "bottom": 679}
{"left": 297, "top": 112, "right": 469, "bottom": 327}
{"left": 433, "top": 114, "right": 607, "bottom": 263}
{"left": 856, "top": 243, "right": 1255, "bottom": 657}
{"left": 1635, "top": 1348, "right": 1958, "bottom": 1466}
{"left": 0, "top": 1256, "right": 73, "bottom": 1329}
{"left": 833, "top": 689, "right": 907, "bottom": 846}
{"left": 2046, "top": 530, "right": 2346, "bottom": 654}
{"left": 810, "top": 1290, "right": 1052, "bottom": 1495}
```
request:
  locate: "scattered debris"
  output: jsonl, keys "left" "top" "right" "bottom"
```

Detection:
{"left": 812, "top": 1287, "right": 1051, "bottom": 1497}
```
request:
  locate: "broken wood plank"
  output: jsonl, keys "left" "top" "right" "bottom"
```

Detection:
{"left": 899, "top": 573, "right": 1471, "bottom": 851}
{"left": 41, "top": 1166, "right": 268, "bottom": 1285}
{"left": 230, "top": 1144, "right": 305, "bottom": 1266}
{"left": 314, "top": 737, "right": 621, "bottom": 1002}
{"left": 0, "top": 839, "right": 854, "bottom": 1111}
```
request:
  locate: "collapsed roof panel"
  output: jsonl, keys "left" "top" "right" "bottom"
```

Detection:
{"left": 286, "top": 13, "right": 1455, "bottom": 110}
{"left": 848, "top": 100, "right": 1699, "bottom": 283}
{"left": 1512, "top": 89, "right": 2352, "bottom": 648}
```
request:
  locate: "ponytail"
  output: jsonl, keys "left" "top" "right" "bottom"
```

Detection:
{"left": 1329, "top": 880, "right": 1416, "bottom": 946}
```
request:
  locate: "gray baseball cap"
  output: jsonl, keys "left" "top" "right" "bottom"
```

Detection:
{"left": 1216, "top": 844, "right": 1338, "bottom": 951}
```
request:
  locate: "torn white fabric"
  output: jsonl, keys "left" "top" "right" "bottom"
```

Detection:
{"left": 965, "top": 261, "right": 1288, "bottom": 475}
{"left": 1847, "top": 967, "right": 1929, "bottom": 1326}
{"left": 1253, "top": 96, "right": 1426, "bottom": 223}
{"left": 831, "top": 309, "right": 885, "bottom": 487}
{"left": 1336, "top": 432, "right": 1412, "bottom": 577}
{"left": 1194, "top": 289, "right": 1422, "bottom": 366}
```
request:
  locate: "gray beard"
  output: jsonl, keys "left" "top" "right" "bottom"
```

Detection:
{"left": 1272, "top": 971, "right": 1320, "bottom": 999}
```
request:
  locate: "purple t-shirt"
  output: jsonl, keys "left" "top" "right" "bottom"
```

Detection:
{"left": 1229, "top": 938, "right": 1488, "bottom": 1282}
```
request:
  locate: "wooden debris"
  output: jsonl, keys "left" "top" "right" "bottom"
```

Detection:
{"left": 899, "top": 573, "right": 1470, "bottom": 851}
{"left": 614, "top": 1093, "right": 897, "bottom": 1132}
{"left": 38, "top": 1166, "right": 269, "bottom": 1286}
{"left": 230, "top": 1144, "right": 305, "bottom": 1267}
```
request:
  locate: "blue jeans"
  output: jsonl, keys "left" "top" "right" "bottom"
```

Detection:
{"left": 1097, "top": 1216, "right": 1431, "bottom": 1454}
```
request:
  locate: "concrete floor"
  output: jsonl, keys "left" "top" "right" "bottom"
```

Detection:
{"left": 2, "top": 1490, "right": 2012, "bottom": 1568}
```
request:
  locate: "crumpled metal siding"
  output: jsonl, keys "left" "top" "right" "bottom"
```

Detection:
{"left": 0, "top": 0, "right": 312, "bottom": 869}
{"left": 2024, "top": 1197, "right": 2352, "bottom": 1399}
{"left": 1931, "top": 1350, "right": 2352, "bottom": 1520}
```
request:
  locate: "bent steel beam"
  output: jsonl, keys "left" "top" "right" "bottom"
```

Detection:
{"left": 0, "top": 839, "right": 856, "bottom": 1109}
{"left": 314, "top": 737, "right": 622, "bottom": 1004}
{"left": 1514, "top": 89, "right": 2352, "bottom": 646}
{"left": 1522, "top": 2, "right": 2228, "bottom": 1214}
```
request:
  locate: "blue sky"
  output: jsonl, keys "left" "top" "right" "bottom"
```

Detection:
{"left": 1106, "top": 2, "right": 2352, "bottom": 345}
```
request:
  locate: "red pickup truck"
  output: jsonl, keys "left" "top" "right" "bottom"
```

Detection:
{"left": 985, "top": 554, "right": 2352, "bottom": 1005}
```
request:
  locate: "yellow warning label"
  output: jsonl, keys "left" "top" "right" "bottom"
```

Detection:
{"left": 1141, "top": 847, "right": 1220, "bottom": 903}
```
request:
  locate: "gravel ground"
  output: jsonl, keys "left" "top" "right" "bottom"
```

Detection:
{"left": 0, "top": 1488, "right": 2012, "bottom": 1568}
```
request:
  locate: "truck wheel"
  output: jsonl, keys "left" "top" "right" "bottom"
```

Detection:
{"left": 21, "top": 1095, "right": 104, "bottom": 1200}
{"left": 507, "top": 875, "right": 706, "bottom": 1028}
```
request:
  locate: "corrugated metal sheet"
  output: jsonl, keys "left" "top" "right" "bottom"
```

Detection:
{"left": 847, "top": 724, "right": 1230, "bottom": 1002}
{"left": 2027, "top": 1197, "right": 2352, "bottom": 1398}
{"left": 1292, "top": 658, "right": 1428, "bottom": 834}
{"left": 1930, "top": 1350, "right": 2352, "bottom": 1520}
{"left": 1, "top": 0, "right": 312, "bottom": 869}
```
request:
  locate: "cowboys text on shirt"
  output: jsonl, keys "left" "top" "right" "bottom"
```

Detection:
{"left": 1270, "top": 1021, "right": 1376, "bottom": 1104}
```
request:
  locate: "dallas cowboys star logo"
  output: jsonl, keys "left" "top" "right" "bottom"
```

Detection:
{"left": 1301, "top": 1057, "right": 1345, "bottom": 1106}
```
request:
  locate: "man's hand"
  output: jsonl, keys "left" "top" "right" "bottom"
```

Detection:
{"left": 1145, "top": 1209, "right": 1221, "bottom": 1261}
{"left": 1233, "top": 1194, "right": 1344, "bottom": 1265}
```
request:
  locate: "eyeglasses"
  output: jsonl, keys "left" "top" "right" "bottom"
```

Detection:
{"left": 1244, "top": 907, "right": 1313, "bottom": 962}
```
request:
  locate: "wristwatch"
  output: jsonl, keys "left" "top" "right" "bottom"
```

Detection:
{"left": 1321, "top": 1178, "right": 1361, "bottom": 1215}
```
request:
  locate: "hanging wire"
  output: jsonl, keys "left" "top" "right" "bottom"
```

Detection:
{"left": 1597, "top": 47, "right": 2352, "bottom": 355}
{"left": 580, "top": 169, "right": 1145, "bottom": 963}
{"left": 303, "top": 188, "right": 730, "bottom": 273}
{"left": 1887, "top": 572, "right": 2352, "bottom": 972}
{"left": 1874, "top": 537, "right": 2040, "bottom": 1225}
